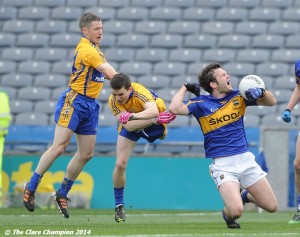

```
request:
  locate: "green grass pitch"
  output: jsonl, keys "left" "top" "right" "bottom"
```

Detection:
{"left": 0, "top": 208, "right": 299, "bottom": 237}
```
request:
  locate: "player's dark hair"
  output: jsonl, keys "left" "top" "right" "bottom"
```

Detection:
{"left": 198, "top": 63, "right": 221, "bottom": 94}
{"left": 79, "top": 12, "right": 101, "bottom": 31}
{"left": 110, "top": 73, "right": 132, "bottom": 90}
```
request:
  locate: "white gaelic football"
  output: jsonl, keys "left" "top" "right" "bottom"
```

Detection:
{"left": 238, "top": 75, "right": 265, "bottom": 100}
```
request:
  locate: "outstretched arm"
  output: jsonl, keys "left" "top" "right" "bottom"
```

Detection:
{"left": 168, "top": 85, "right": 190, "bottom": 116}
{"left": 256, "top": 90, "right": 277, "bottom": 106}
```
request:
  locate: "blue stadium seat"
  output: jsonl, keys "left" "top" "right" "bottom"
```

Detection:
{"left": 3, "top": 0, "right": 33, "bottom": 7}
{"left": 116, "top": 7, "right": 148, "bottom": 21}
{"left": 51, "top": 7, "right": 83, "bottom": 21}
{"left": 18, "top": 61, "right": 51, "bottom": 75}
{"left": 268, "top": 22, "right": 300, "bottom": 35}
{"left": 218, "top": 35, "right": 251, "bottom": 48}
{"left": 282, "top": 8, "right": 300, "bottom": 21}
{"left": 0, "top": 6, "right": 17, "bottom": 20}
{"left": 236, "top": 49, "right": 270, "bottom": 63}
{"left": 184, "top": 34, "right": 216, "bottom": 49}
{"left": 36, "top": 20, "right": 67, "bottom": 34}
{"left": 182, "top": 8, "right": 215, "bottom": 21}
{"left": 271, "top": 49, "right": 300, "bottom": 63}
{"left": 2, "top": 73, "right": 33, "bottom": 88}
{"left": 168, "top": 21, "right": 200, "bottom": 35}
{"left": 138, "top": 75, "right": 171, "bottom": 90}
{"left": 256, "top": 63, "right": 289, "bottom": 77}
{"left": 34, "top": 100, "right": 57, "bottom": 114}
{"left": 52, "top": 61, "right": 72, "bottom": 75}
{"left": 18, "top": 6, "right": 50, "bottom": 20}
{"left": 104, "top": 21, "right": 134, "bottom": 34}
{"left": 0, "top": 33, "right": 16, "bottom": 47}
{"left": 149, "top": 7, "right": 182, "bottom": 21}
{"left": 246, "top": 105, "right": 277, "bottom": 116}
{"left": 223, "top": 63, "right": 255, "bottom": 76}
{"left": 14, "top": 112, "right": 49, "bottom": 125}
{"left": 35, "top": 0, "right": 66, "bottom": 8}
{"left": 249, "top": 8, "right": 281, "bottom": 22}
{"left": 51, "top": 87, "right": 68, "bottom": 100}
{"left": 252, "top": 35, "right": 284, "bottom": 49}
{"left": 116, "top": 34, "right": 149, "bottom": 48}
{"left": 153, "top": 62, "right": 186, "bottom": 76}
{"left": 285, "top": 35, "right": 300, "bottom": 48}
{"left": 202, "top": 21, "right": 234, "bottom": 35}
{"left": 66, "top": 0, "right": 97, "bottom": 7}
{"left": 50, "top": 33, "right": 80, "bottom": 48}
{"left": 105, "top": 48, "right": 135, "bottom": 62}
{"left": 271, "top": 89, "right": 293, "bottom": 104}
{"left": 1, "top": 48, "right": 34, "bottom": 62}
{"left": 119, "top": 62, "right": 152, "bottom": 76}
{"left": 98, "top": 0, "right": 129, "bottom": 8}
{"left": 164, "top": 0, "right": 194, "bottom": 8}
{"left": 170, "top": 75, "right": 195, "bottom": 88}
{"left": 34, "top": 48, "right": 67, "bottom": 62}
{"left": 150, "top": 34, "right": 183, "bottom": 48}
{"left": 131, "top": 0, "right": 162, "bottom": 8}
{"left": 18, "top": 86, "right": 51, "bottom": 101}
{"left": 169, "top": 49, "right": 202, "bottom": 63}
{"left": 273, "top": 76, "right": 296, "bottom": 90}
{"left": 203, "top": 49, "right": 235, "bottom": 63}
{"left": 100, "top": 34, "right": 116, "bottom": 48}
{"left": 235, "top": 21, "right": 268, "bottom": 35}
{"left": 3, "top": 20, "right": 34, "bottom": 34}
{"left": 135, "top": 48, "right": 168, "bottom": 62}
{"left": 98, "top": 112, "right": 118, "bottom": 127}
{"left": 16, "top": 33, "right": 49, "bottom": 47}
{"left": 34, "top": 73, "right": 68, "bottom": 88}
{"left": 0, "top": 60, "right": 17, "bottom": 74}
{"left": 84, "top": 7, "right": 116, "bottom": 22}
{"left": 261, "top": 0, "right": 293, "bottom": 8}
{"left": 261, "top": 114, "right": 295, "bottom": 128}
{"left": 135, "top": 21, "right": 167, "bottom": 35}
{"left": 10, "top": 99, "right": 34, "bottom": 115}
{"left": 215, "top": 8, "right": 248, "bottom": 21}
{"left": 228, "top": 0, "right": 260, "bottom": 8}
{"left": 195, "top": 0, "right": 228, "bottom": 8}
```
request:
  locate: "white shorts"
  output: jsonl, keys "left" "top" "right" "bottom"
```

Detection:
{"left": 209, "top": 151, "right": 267, "bottom": 189}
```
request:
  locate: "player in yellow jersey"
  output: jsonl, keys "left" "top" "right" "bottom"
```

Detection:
{"left": 108, "top": 73, "right": 175, "bottom": 222}
{"left": 23, "top": 12, "right": 118, "bottom": 218}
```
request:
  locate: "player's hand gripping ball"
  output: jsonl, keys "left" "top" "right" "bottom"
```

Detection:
{"left": 239, "top": 75, "right": 265, "bottom": 101}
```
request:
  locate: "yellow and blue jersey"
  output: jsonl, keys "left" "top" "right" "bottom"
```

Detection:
{"left": 69, "top": 36, "right": 106, "bottom": 99}
{"left": 186, "top": 90, "right": 257, "bottom": 158}
{"left": 108, "top": 83, "right": 167, "bottom": 142}
{"left": 108, "top": 82, "right": 166, "bottom": 115}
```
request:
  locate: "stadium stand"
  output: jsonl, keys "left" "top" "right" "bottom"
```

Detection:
{"left": 1, "top": 0, "right": 299, "bottom": 154}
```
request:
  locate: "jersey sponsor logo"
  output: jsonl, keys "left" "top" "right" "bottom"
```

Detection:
{"left": 92, "top": 76, "right": 104, "bottom": 82}
{"left": 208, "top": 111, "right": 240, "bottom": 125}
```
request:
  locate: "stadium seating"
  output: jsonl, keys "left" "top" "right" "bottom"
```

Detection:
{"left": 1, "top": 0, "right": 300, "bottom": 154}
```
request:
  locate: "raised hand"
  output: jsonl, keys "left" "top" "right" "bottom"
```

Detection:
{"left": 245, "top": 88, "right": 265, "bottom": 101}
{"left": 281, "top": 109, "right": 291, "bottom": 123}
{"left": 184, "top": 83, "right": 201, "bottom": 96}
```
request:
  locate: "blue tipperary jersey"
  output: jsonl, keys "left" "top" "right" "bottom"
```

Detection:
{"left": 185, "top": 90, "right": 257, "bottom": 158}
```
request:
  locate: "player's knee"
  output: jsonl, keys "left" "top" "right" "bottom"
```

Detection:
{"left": 228, "top": 206, "right": 243, "bottom": 220}
{"left": 115, "top": 160, "right": 127, "bottom": 172}
{"left": 265, "top": 202, "right": 278, "bottom": 213}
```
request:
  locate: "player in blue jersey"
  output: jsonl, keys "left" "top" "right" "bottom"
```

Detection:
{"left": 23, "top": 12, "right": 118, "bottom": 218}
{"left": 108, "top": 73, "right": 175, "bottom": 222}
{"left": 282, "top": 60, "right": 300, "bottom": 223}
{"left": 168, "top": 63, "right": 278, "bottom": 229}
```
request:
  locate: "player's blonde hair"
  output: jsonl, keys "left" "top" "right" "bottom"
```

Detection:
{"left": 79, "top": 12, "right": 101, "bottom": 31}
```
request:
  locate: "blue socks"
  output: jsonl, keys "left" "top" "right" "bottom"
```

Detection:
{"left": 27, "top": 171, "right": 42, "bottom": 192}
{"left": 114, "top": 187, "right": 124, "bottom": 207}
{"left": 241, "top": 189, "right": 250, "bottom": 203}
{"left": 297, "top": 196, "right": 300, "bottom": 211}
{"left": 58, "top": 177, "right": 74, "bottom": 197}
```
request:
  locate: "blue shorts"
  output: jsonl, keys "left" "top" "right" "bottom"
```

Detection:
{"left": 119, "top": 124, "right": 166, "bottom": 143}
{"left": 54, "top": 89, "right": 100, "bottom": 135}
